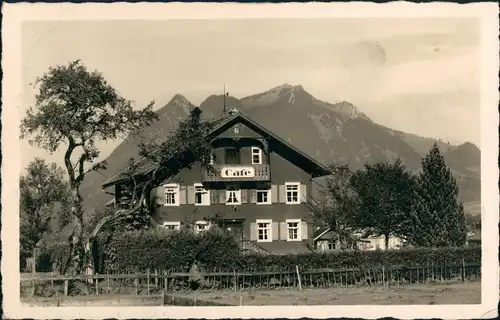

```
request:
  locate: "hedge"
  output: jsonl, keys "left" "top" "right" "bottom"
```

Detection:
{"left": 37, "top": 228, "right": 481, "bottom": 274}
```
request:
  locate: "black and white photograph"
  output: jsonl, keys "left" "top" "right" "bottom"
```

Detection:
{"left": 2, "top": 2, "right": 499, "bottom": 319}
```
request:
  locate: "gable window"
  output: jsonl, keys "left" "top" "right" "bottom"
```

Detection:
{"left": 163, "top": 222, "right": 181, "bottom": 230}
{"left": 251, "top": 147, "right": 262, "bottom": 164}
{"left": 256, "top": 189, "right": 271, "bottom": 204}
{"left": 194, "top": 221, "right": 210, "bottom": 233}
{"left": 226, "top": 189, "right": 241, "bottom": 205}
{"left": 256, "top": 219, "right": 272, "bottom": 242}
{"left": 285, "top": 182, "right": 300, "bottom": 204}
{"left": 194, "top": 183, "right": 210, "bottom": 206}
{"left": 164, "top": 184, "right": 180, "bottom": 206}
{"left": 225, "top": 148, "right": 240, "bottom": 164}
{"left": 286, "top": 219, "right": 301, "bottom": 241}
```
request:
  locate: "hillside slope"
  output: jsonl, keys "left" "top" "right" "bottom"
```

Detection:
{"left": 79, "top": 84, "right": 481, "bottom": 218}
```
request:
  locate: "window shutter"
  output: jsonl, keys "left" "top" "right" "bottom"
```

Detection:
{"left": 219, "top": 190, "right": 226, "bottom": 204}
{"left": 187, "top": 185, "right": 195, "bottom": 204}
{"left": 300, "top": 184, "right": 307, "bottom": 203}
{"left": 250, "top": 223, "right": 257, "bottom": 241}
{"left": 272, "top": 222, "right": 279, "bottom": 241}
{"left": 241, "top": 190, "right": 248, "bottom": 203}
{"left": 156, "top": 186, "right": 166, "bottom": 206}
{"left": 271, "top": 185, "right": 278, "bottom": 203}
{"left": 179, "top": 186, "right": 187, "bottom": 204}
{"left": 249, "top": 189, "right": 257, "bottom": 203}
{"left": 301, "top": 221, "right": 308, "bottom": 240}
{"left": 210, "top": 189, "right": 218, "bottom": 204}
{"left": 279, "top": 222, "right": 287, "bottom": 241}
{"left": 278, "top": 185, "right": 286, "bottom": 203}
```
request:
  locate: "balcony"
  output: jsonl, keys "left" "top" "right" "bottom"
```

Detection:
{"left": 202, "top": 164, "right": 271, "bottom": 182}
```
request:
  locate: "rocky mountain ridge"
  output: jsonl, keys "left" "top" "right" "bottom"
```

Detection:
{"left": 79, "top": 84, "right": 481, "bottom": 218}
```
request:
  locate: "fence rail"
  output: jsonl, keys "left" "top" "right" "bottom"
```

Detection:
{"left": 21, "top": 263, "right": 481, "bottom": 298}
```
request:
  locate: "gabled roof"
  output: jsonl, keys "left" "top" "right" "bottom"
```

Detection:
{"left": 101, "top": 109, "right": 332, "bottom": 189}
{"left": 207, "top": 110, "right": 332, "bottom": 176}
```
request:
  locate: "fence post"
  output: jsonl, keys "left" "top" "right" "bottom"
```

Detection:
{"left": 462, "top": 259, "right": 466, "bottom": 282}
{"left": 295, "top": 265, "right": 302, "bottom": 291}
{"left": 233, "top": 270, "right": 237, "bottom": 291}
{"left": 147, "top": 269, "right": 150, "bottom": 295}
{"left": 155, "top": 269, "right": 158, "bottom": 291}
{"left": 64, "top": 280, "right": 69, "bottom": 296}
{"left": 161, "top": 290, "right": 165, "bottom": 306}
{"left": 382, "top": 266, "right": 385, "bottom": 286}
{"left": 51, "top": 272, "right": 54, "bottom": 291}
{"left": 95, "top": 276, "right": 99, "bottom": 295}
{"left": 240, "top": 294, "right": 243, "bottom": 306}
{"left": 135, "top": 274, "right": 139, "bottom": 295}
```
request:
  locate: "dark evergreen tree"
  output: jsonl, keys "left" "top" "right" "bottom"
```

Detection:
{"left": 409, "top": 143, "right": 467, "bottom": 247}
{"left": 350, "top": 159, "right": 418, "bottom": 250}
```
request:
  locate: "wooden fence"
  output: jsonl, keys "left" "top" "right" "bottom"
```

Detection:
{"left": 21, "top": 262, "right": 481, "bottom": 298}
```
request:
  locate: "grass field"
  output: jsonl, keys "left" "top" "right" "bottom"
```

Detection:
{"left": 21, "top": 281, "right": 481, "bottom": 306}
{"left": 172, "top": 281, "right": 481, "bottom": 305}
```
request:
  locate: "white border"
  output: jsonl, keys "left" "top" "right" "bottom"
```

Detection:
{"left": 2, "top": 2, "right": 499, "bottom": 319}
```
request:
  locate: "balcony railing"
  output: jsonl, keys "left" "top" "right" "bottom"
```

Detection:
{"left": 202, "top": 164, "right": 270, "bottom": 182}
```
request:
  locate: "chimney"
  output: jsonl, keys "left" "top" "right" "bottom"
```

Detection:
{"left": 228, "top": 107, "right": 239, "bottom": 116}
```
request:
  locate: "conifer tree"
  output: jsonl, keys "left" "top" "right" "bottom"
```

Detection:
{"left": 410, "top": 143, "right": 467, "bottom": 247}
{"left": 350, "top": 159, "right": 417, "bottom": 250}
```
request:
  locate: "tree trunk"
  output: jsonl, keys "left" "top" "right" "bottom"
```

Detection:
{"left": 384, "top": 233, "right": 390, "bottom": 251}
{"left": 31, "top": 247, "right": 37, "bottom": 274}
{"left": 67, "top": 188, "right": 87, "bottom": 275}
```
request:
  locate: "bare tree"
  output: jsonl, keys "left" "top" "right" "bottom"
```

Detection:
{"left": 306, "top": 165, "right": 359, "bottom": 249}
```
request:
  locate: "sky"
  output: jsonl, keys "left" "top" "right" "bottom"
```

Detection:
{"left": 21, "top": 18, "right": 480, "bottom": 171}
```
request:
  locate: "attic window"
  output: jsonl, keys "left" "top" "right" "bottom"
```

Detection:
{"left": 252, "top": 147, "right": 262, "bottom": 164}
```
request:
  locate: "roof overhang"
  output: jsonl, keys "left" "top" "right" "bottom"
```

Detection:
{"left": 101, "top": 110, "right": 333, "bottom": 189}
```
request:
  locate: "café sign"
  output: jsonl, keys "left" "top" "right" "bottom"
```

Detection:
{"left": 221, "top": 166, "right": 255, "bottom": 178}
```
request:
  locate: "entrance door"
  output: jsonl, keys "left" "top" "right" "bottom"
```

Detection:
{"left": 222, "top": 219, "right": 245, "bottom": 243}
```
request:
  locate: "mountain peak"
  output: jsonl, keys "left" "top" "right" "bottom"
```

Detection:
{"left": 170, "top": 94, "right": 191, "bottom": 105}
{"left": 240, "top": 83, "right": 309, "bottom": 108}
{"left": 157, "top": 93, "right": 193, "bottom": 117}
{"left": 459, "top": 141, "right": 480, "bottom": 150}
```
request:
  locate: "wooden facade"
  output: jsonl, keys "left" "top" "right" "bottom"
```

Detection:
{"left": 102, "top": 108, "right": 331, "bottom": 254}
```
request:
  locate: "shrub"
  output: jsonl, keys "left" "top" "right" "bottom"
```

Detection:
{"left": 38, "top": 228, "right": 481, "bottom": 275}
{"left": 37, "top": 240, "right": 71, "bottom": 273}
{"left": 104, "top": 228, "right": 480, "bottom": 273}
{"left": 102, "top": 227, "right": 241, "bottom": 273}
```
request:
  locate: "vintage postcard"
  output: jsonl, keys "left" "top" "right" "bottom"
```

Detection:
{"left": 2, "top": 2, "right": 499, "bottom": 319}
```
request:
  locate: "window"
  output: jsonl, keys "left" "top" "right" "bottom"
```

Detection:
{"left": 285, "top": 182, "right": 300, "bottom": 204}
{"left": 328, "top": 241, "right": 336, "bottom": 251}
{"left": 194, "top": 183, "right": 210, "bottom": 206}
{"left": 256, "top": 219, "right": 272, "bottom": 242}
{"left": 251, "top": 147, "right": 262, "bottom": 164}
{"left": 225, "top": 148, "right": 240, "bottom": 164}
{"left": 286, "top": 219, "right": 301, "bottom": 241}
{"left": 163, "top": 222, "right": 180, "bottom": 230}
{"left": 195, "top": 221, "right": 210, "bottom": 233}
{"left": 164, "top": 184, "right": 180, "bottom": 206}
{"left": 226, "top": 190, "right": 241, "bottom": 205}
{"left": 256, "top": 189, "right": 271, "bottom": 204}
